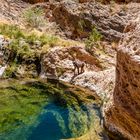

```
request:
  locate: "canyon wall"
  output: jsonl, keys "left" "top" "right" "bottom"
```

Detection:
{"left": 105, "top": 17, "right": 140, "bottom": 140}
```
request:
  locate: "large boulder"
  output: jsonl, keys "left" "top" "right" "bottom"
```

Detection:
{"left": 104, "top": 15, "right": 140, "bottom": 140}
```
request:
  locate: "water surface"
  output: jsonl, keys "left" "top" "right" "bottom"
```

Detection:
{"left": 0, "top": 80, "right": 106, "bottom": 140}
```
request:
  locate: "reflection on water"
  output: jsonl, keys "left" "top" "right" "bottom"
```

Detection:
{"left": 0, "top": 80, "right": 107, "bottom": 140}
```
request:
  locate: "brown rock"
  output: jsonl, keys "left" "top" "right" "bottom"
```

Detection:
{"left": 52, "top": 1, "right": 127, "bottom": 41}
{"left": 41, "top": 46, "right": 101, "bottom": 77}
{"left": 104, "top": 15, "right": 140, "bottom": 140}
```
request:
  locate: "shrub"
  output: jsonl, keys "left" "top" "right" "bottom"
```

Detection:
{"left": 4, "top": 62, "right": 17, "bottom": 78}
{"left": 17, "top": 44, "right": 33, "bottom": 58}
{"left": 39, "top": 34, "right": 58, "bottom": 47}
{"left": 0, "top": 24, "right": 59, "bottom": 56}
{"left": 23, "top": 7, "right": 46, "bottom": 28}
{"left": 0, "top": 24, "right": 61, "bottom": 77}
{"left": 25, "top": 33, "right": 58, "bottom": 47}
{"left": 85, "top": 28, "right": 102, "bottom": 53}
{"left": 26, "top": 33, "right": 39, "bottom": 45}
{"left": 8, "top": 40, "right": 19, "bottom": 52}
{"left": 0, "top": 24, "right": 25, "bottom": 39}
{"left": 78, "top": 20, "right": 86, "bottom": 31}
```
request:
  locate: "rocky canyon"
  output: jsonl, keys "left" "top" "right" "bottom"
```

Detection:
{"left": 0, "top": 0, "right": 140, "bottom": 140}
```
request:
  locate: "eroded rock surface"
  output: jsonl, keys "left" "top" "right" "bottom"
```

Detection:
{"left": 104, "top": 15, "right": 140, "bottom": 140}
{"left": 0, "top": 0, "right": 30, "bottom": 24}
{"left": 42, "top": 45, "right": 115, "bottom": 99}
{"left": 42, "top": 46, "right": 101, "bottom": 77}
{"left": 52, "top": 0, "right": 127, "bottom": 41}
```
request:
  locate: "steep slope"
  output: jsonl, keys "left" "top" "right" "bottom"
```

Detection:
{"left": 0, "top": 0, "right": 30, "bottom": 24}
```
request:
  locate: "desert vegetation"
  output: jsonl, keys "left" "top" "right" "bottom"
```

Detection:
{"left": 23, "top": 7, "right": 46, "bottom": 28}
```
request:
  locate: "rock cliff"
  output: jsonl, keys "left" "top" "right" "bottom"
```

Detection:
{"left": 104, "top": 15, "right": 140, "bottom": 140}
{"left": 52, "top": 0, "right": 127, "bottom": 41}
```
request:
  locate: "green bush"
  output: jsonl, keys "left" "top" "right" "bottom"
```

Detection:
{"left": 39, "top": 34, "right": 58, "bottom": 47}
{"left": 0, "top": 24, "right": 58, "bottom": 58}
{"left": 26, "top": 33, "right": 39, "bottom": 44}
{"left": 4, "top": 62, "right": 17, "bottom": 78}
{"left": 85, "top": 28, "right": 102, "bottom": 53}
{"left": 0, "top": 24, "right": 25, "bottom": 39}
{"left": 0, "top": 24, "right": 60, "bottom": 77}
{"left": 8, "top": 40, "right": 19, "bottom": 52}
{"left": 23, "top": 7, "right": 46, "bottom": 28}
{"left": 17, "top": 44, "right": 33, "bottom": 58}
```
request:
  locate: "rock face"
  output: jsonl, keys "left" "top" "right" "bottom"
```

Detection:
{"left": 42, "top": 46, "right": 101, "bottom": 77}
{"left": 0, "top": 0, "right": 30, "bottom": 24}
{"left": 41, "top": 45, "right": 115, "bottom": 99}
{"left": 104, "top": 16, "right": 140, "bottom": 140}
{"left": 52, "top": 1, "right": 127, "bottom": 41}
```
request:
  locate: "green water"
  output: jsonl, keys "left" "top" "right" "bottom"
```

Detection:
{"left": 0, "top": 80, "right": 107, "bottom": 140}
